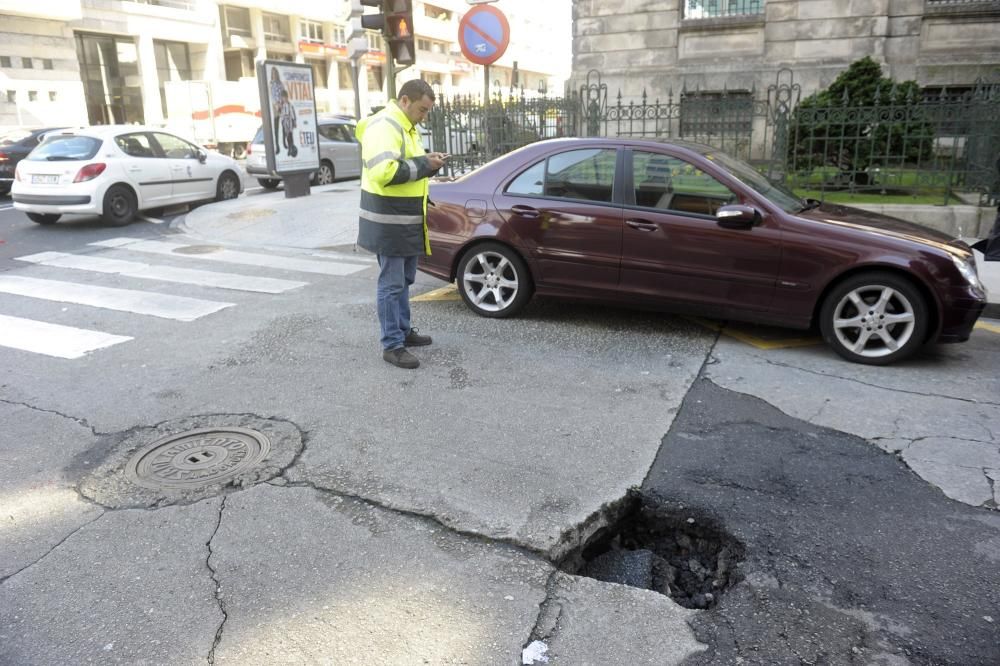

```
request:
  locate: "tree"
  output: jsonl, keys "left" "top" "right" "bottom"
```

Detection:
{"left": 788, "top": 57, "right": 933, "bottom": 186}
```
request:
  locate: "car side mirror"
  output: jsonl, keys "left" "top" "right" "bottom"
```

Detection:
{"left": 716, "top": 204, "right": 760, "bottom": 229}
{"left": 196, "top": 149, "right": 207, "bottom": 163}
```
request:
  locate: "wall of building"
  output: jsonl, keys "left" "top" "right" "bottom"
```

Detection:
{"left": 571, "top": 0, "right": 1000, "bottom": 100}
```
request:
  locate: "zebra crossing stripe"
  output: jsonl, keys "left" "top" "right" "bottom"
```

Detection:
{"left": 0, "top": 276, "right": 234, "bottom": 321}
{"left": 0, "top": 314, "right": 132, "bottom": 359}
{"left": 90, "top": 238, "right": 371, "bottom": 276}
{"left": 16, "top": 252, "right": 308, "bottom": 294}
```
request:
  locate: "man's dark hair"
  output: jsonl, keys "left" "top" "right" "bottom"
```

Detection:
{"left": 398, "top": 79, "right": 435, "bottom": 103}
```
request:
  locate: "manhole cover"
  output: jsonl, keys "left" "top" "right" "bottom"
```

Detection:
{"left": 125, "top": 427, "right": 270, "bottom": 490}
{"left": 172, "top": 244, "right": 221, "bottom": 255}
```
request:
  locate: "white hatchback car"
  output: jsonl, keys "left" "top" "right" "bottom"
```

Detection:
{"left": 12, "top": 125, "right": 244, "bottom": 226}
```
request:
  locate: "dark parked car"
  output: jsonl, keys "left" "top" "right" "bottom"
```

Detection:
{"left": 418, "top": 138, "right": 987, "bottom": 365}
{"left": 0, "top": 127, "right": 68, "bottom": 196}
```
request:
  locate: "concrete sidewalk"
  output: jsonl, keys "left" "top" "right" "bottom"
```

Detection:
{"left": 178, "top": 183, "right": 999, "bottom": 315}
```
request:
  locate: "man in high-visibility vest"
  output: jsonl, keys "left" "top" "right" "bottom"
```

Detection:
{"left": 356, "top": 79, "right": 447, "bottom": 369}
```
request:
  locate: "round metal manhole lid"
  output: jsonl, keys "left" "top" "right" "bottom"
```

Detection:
{"left": 172, "top": 244, "right": 221, "bottom": 255}
{"left": 125, "top": 427, "right": 271, "bottom": 490}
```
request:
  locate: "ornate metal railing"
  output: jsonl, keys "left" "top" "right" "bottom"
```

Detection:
{"left": 425, "top": 70, "right": 1000, "bottom": 204}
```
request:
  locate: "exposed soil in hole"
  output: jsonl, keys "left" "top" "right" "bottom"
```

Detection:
{"left": 560, "top": 493, "right": 744, "bottom": 609}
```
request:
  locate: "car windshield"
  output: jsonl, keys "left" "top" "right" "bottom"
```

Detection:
{"left": 1, "top": 129, "right": 33, "bottom": 146}
{"left": 28, "top": 135, "right": 102, "bottom": 161}
{"left": 703, "top": 150, "right": 805, "bottom": 213}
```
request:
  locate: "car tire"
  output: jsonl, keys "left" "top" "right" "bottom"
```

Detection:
{"left": 456, "top": 242, "right": 533, "bottom": 318}
{"left": 216, "top": 171, "right": 240, "bottom": 202}
{"left": 101, "top": 185, "right": 137, "bottom": 227}
{"left": 257, "top": 178, "right": 280, "bottom": 190}
{"left": 27, "top": 212, "right": 60, "bottom": 225}
{"left": 819, "top": 271, "right": 928, "bottom": 365}
{"left": 313, "top": 160, "right": 335, "bottom": 186}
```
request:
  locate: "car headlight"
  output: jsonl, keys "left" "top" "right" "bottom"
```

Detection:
{"left": 951, "top": 255, "right": 984, "bottom": 292}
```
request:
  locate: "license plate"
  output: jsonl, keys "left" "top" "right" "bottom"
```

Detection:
{"left": 32, "top": 174, "right": 59, "bottom": 184}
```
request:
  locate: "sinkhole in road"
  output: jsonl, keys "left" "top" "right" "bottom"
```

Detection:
{"left": 560, "top": 494, "right": 744, "bottom": 609}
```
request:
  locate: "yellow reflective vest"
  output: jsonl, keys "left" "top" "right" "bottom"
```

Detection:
{"left": 355, "top": 101, "right": 434, "bottom": 256}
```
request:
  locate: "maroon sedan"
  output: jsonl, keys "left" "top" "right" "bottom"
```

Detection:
{"left": 418, "top": 138, "right": 987, "bottom": 365}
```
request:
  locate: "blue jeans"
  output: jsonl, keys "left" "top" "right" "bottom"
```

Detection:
{"left": 376, "top": 254, "right": 418, "bottom": 351}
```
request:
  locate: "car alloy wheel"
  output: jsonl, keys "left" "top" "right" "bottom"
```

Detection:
{"left": 819, "top": 271, "right": 928, "bottom": 365}
{"left": 102, "top": 184, "right": 137, "bottom": 227}
{"left": 314, "top": 161, "right": 334, "bottom": 186}
{"left": 457, "top": 242, "right": 533, "bottom": 318}
{"left": 216, "top": 172, "right": 240, "bottom": 201}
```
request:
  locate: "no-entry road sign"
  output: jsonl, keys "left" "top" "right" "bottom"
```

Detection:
{"left": 458, "top": 4, "right": 510, "bottom": 66}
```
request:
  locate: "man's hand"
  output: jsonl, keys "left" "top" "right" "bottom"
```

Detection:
{"left": 426, "top": 152, "right": 448, "bottom": 170}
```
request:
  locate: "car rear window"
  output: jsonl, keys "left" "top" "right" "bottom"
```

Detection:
{"left": 28, "top": 135, "right": 102, "bottom": 161}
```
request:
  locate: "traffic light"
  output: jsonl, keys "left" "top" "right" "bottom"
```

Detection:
{"left": 384, "top": 0, "right": 416, "bottom": 66}
{"left": 359, "top": 0, "right": 385, "bottom": 31}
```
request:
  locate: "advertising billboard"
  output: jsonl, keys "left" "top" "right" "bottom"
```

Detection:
{"left": 255, "top": 60, "right": 320, "bottom": 176}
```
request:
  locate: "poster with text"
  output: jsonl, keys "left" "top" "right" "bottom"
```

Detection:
{"left": 256, "top": 60, "right": 320, "bottom": 175}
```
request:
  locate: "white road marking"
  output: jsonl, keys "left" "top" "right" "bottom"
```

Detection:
{"left": 16, "top": 252, "right": 308, "bottom": 294}
{"left": 0, "top": 314, "right": 132, "bottom": 359}
{"left": 0, "top": 275, "right": 234, "bottom": 321}
{"left": 90, "top": 238, "right": 371, "bottom": 276}
{"left": 0, "top": 205, "right": 14, "bottom": 212}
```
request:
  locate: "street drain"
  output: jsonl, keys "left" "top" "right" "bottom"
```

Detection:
{"left": 560, "top": 495, "right": 744, "bottom": 609}
{"left": 125, "top": 427, "right": 270, "bottom": 490}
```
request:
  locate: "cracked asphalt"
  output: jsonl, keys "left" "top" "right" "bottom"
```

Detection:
{"left": 1, "top": 190, "right": 998, "bottom": 664}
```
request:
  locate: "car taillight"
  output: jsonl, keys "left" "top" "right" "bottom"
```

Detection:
{"left": 73, "top": 163, "right": 106, "bottom": 183}
{"left": 246, "top": 142, "right": 252, "bottom": 155}
{"left": 0, "top": 151, "right": 9, "bottom": 162}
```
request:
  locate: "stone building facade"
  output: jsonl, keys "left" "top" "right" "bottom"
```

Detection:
{"left": 571, "top": 0, "right": 1000, "bottom": 99}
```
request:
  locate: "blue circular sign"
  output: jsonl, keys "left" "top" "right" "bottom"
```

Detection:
{"left": 458, "top": 6, "right": 510, "bottom": 66}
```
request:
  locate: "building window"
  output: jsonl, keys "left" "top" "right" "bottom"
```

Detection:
{"left": 263, "top": 13, "right": 290, "bottom": 42}
{"left": 5, "top": 91, "right": 15, "bottom": 103}
{"left": 424, "top": 4, "right": 452, "bottom": 21}
{"left": 28, "top": 90, "right": 38, "bottom": 101}
{"left": 418, "top": 38, "right": 430, "bottom": 51}
{"left": 683, "top": 0, "right": 764, "bottom": 19}
{"left": 331, "top": 25, "right": 346, "bottom": 45}
{"left": 43, "top": 58, "right": 54, "bottom": 70}
{"left": 366, "top": 30, "right": 383, "bottom": 52}
{"left": 300, "top": 20, "right": 324, "bottom": 43}
{"left": 222, "top": 5, "right": 252, "bottom": 38}
{"left": 75, "top": 32, "right": 145, "bottom": 125}
{"left": 22, "top": 57, "right": 33, "bottom": 69}
{"left": 308, "top": 58, "right": 328, "bottom": 88}
{"left": 154, "top": 40, "right": 193, "bottom": 116}
{"left": 338, "top": 61, "right": 352, "bottom": 89}
{"left": 367, "top": 64, "right": 383, "bottom": 92}
{"left": 1, "top": 56, "right": 11, "bottom": 68}
{"left": 49, "top": 91, "right": 57, "bottom": 102}
{"left": 265, "top": 52, "right": 294, "bottom": 62}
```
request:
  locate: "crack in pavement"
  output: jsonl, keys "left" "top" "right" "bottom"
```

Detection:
{"left": 276, "top": 478, "right": 554, "bottom": 560}
{"left": 0, "top": 510, "right": 106, "bottom": 586}
{"left": 525, "top": 569, "right": 564, "bottom": 647}
{"left": 0, "top": 397, "right": 102, "bottom": 435}
{"left": 206, "top": 496, "right": 228, "bottom": 665}
{"left": 756, "top": 356, "right": 1000, "bottom": 407}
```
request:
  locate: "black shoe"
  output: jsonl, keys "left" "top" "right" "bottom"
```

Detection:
{"left": 404, "top": 328, "right": 432, "bottom": 347}
{"left": 383, "top": 347, "right": 419, "bottom": 369}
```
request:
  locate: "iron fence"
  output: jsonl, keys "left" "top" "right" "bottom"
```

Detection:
{"left": 425, "top": 70, "right": 1000, "bottom": 205}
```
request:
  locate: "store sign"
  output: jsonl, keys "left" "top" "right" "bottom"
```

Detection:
{"left": 255, "top": 60, "right": 320, "bottom": 176}
{"left": 298, "top": 41, "right": 347, "bottom": 57}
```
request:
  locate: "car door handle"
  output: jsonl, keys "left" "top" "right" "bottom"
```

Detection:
{"left": 626, "top": 219, "right": 658, "bottom": 232}
{"left": 511, "top": 204, "right": 540, "bottom": 219}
